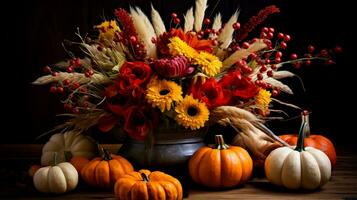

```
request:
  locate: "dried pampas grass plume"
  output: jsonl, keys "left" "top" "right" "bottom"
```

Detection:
{"left": 32, "top": 72, "right": 110, "bottom": 85}
{"left": 184, "top": 7, "right": 194, "bottom": 32}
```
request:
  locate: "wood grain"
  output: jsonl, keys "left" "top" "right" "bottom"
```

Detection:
{"left": 0, "top": 145, "right": 356, "bottom": 199}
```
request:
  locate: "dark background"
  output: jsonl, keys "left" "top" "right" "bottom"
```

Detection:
{"left": 1, "top": 0, "right": 353, "bottom": 144}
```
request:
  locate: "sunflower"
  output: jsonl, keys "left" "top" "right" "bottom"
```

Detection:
{"left": 146, "top": 79, "right": 183, "bottom": 112}
{"left": 175, "top": 95, "right": 209, "bottom": 130}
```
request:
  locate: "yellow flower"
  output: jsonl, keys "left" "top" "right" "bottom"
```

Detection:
{"left": 175, "top": 95, "right": 209, "bottom": 130}
{"left": 96, "top": 20, "right": 119, "bottom": 42}
{"left": 168, "top": 37, "right": 222, "bottom": 77}
{"left": 146, "top": 79, "right": 183, "bottom": 112}
{"left": 255, "top": 89, "right": 271, "bottom": 116}
{"left": 196, "top": 51, "right": 222, "bottom": 77}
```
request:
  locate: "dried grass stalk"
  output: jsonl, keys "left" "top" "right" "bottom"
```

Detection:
{"left": 32, "top": 72, "right": 110, "bottom": 85}
{"left": 151, "top": 4, "right": 166, "bottom": 36}
{"left": 216, "top": 11, "right": 239, "bottom": 58}
{"left": 194, "top": 0, "right": 208, "bottom": 31}
{"left": 184, "top": 7, "right": 194, "bottom": 32}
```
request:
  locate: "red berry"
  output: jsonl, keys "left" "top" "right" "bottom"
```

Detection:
{"left": 74, "top": 58, "right": 81, "bottom": 66}
{"left": 257, "top": 73, "right": 264, "bottom": 80}
{"left": 212, "top": 40, "right": 219, "bottom": 46}
{"left": 277, "top": 32, "right": 284, "bottom": 39}
{"left": 267, "top": 32, "right": 274, "bottom": 39}
{"left": 264, "top": 39, "right": 272, "bottom": 47}
{"left": 260, "top": 64, "right": 267, "bottom": 73}
{"left": 334, "top": 46, "right": 342, "bottom": 53}
{"left": 72, "top": 107, "right": 80, "bottom": 114}
{"left": 242, "top": 42, "right": 250, "bottom": 49}
{"left": 267, "top": 70, "right": 273, "bottom": 77}
{"left": 303, "top": 110, "right": 309, "bottom": 116}
{"left": 63, "top": 79, "right": 70, "bottom": 85}
{"left": 71, "top": 82, "right": 80, "bottom": 90}
{"left": 265, "top": 58, "right": 271, "bottom": 64}
{"left": 255, "top": 80, "right": 263, "bottom": 86}
{"left": 67, "top": 66, "right": 74, "bottom": 73}
{"left": 307, "top": 45, "right": 315, "bottom": 53}
{"left": 280, "top": 42, "right": 287, "bottom": 49}
{"left": 56, "top": 87, "right": 64, "bottom": 93}
{"left": 64, "top": 104, "right": 72, "bottom": 111}
{"left": 233, "top": 22, "right": 241, "bottom": 30}
{"left": 43, "top": 66, "right": 51, "bottom": 74}
{"left": 171, "top": 13, "right": 177, "bottom": 18}
{"left": 51, "top": 72, "right": 58, "bottom": 76}
{"left": 266, "top": 83, "right": 272, "bottom": 89}
{"left": 275, "top": 57, "right": 281, "bottom": 63}
{"left": 174, "top": 18, "right": 180, "bottom": 24}
{"left": 262, "top": 27, "right": 269, "bottom": 33}
{"left": 305, "top": 60, "right": 311, "bottom": 66}
{"left": 85, "top": 72, "right": 91, "bottom": 77}
{"left": 320, "top": 49, "right": 329, "bottom": 57}
{"left": 290, "top": 53, "right": 298, "bottom": 60}
{"left": 271, "top": 64, "right": 277, "bottom": 70}
{"left": 272, "top": 89, "right": 279, "bottom": 97}
{"left": 326, "top": 59, "right": 334, "bottom": 65}
{"left": 294, "top": 62, "right": 301, "bottom": 69}
{"left": 275, "top": 51, "right": 283, "bottom": 58}
{"left": 269, "top": 27, "right": 275, "bottom": 33}
{"left": 205, "top": 29, "right": 212, "bottom": 34}
{"left": 252, "top": 38, "right": 258, "bottom": 43}
{"left": 50, "top": 86, "right": 57, "bottom": 93}
{"left": 283, "top": 35, "right": 291, "bottom": 42}
{"left": 242, "top": 66, "right": 253, "bottom": 74}
{"left": 198, "top": 30, "right": 204, "bottom": 36}
{"left": 204, "top": 18, "right": 211, "bottom": 25}
{"left": 249, "top": 53, "right": 257, "bottom": 60}
{"left": 129, "top": 36, "right": 137, "bottom": 43}
{"left": 265, "top": 53, "right": 271, "bottom": 58}
{"left": 151, "top": 37, "right": 157, "bottom": 44}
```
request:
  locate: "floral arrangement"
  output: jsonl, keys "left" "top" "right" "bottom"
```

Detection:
{"left": 33, "top": 0, "right": 337, "bottom": 163}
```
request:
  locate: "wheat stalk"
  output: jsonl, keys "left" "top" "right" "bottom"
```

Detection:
{"left": 151, "top": 4, "right": 166, "bottom": 36}
{"left": 130, "top": 6, "right": 157, "bottom": 59}
{"left": 32, "top": 72, "right": 111, "bottom": 85}
{"left": 184, "top": 7, "right": 194, "bottom": 32}
{"left": 264, "top": 78, "right": 293, "bottom": 94}
{"left": 194, "top": 0, "right": 208, "bottom": 31}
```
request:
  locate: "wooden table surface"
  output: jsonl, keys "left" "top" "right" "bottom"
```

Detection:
{"left": 0, "top": 144, "right": 356, "bottom": 200}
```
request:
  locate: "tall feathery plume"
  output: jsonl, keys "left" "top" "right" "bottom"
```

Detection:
{"left": 215, "top": 10, "right": 239, "bottom": 58}
{"left": 194, "top": 0, "right": 208, "bottom": 31}
{"left": 130, "top": 6, "right": 157, "bottom": 59}
{"left": 184, "top": 7, "right": 194, "bottom": 32}
{"left": 209, "top": 13, "right": 222, "bottom": 39}
{"left": 115, "top": 8, "right": 147, "bottom": 60}
{"left": 236, "top": 5, "right": 280, "bottom": 42}
{"left": 151, "top": 4, "right": 166, "bottom": 36}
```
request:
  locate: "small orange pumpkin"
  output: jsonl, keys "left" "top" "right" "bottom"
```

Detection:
{"left": 189, "top": 135, "right": 253, "bottom": 188}
{"left": 114, "top": 169, "right": 183, "bottom": 200}
{"left": 81, "top": 148, "right": 134, "bottom": 188}
{"left": 279, "top": 111, "right": 337, "bottom": 167}
{"left": 70, "top": 156, "right": 90, "bottom": 173}
{"left": 28, "top": 164, "right": 42, "bottom": 177}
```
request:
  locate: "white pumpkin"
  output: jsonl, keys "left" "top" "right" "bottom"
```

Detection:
{"left": 41, "top": 131, "right": 97, "bottom": 166}
{"left": 264, "top": 121, "right": 331, "bottom": 190}
{"left": 33, "top": 162, "right": 78, "bottom": 193}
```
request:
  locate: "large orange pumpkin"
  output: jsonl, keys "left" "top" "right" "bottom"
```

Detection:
{"left": 114, "top": 169, "right": 183, "bottom": 200}
{"left": 81, "top": 148, "right": 134, "bottom": 188}
{"left": 279, "top": 111, "right": 336, "bottom": 167}
{"left": 189, "top": 135, "right": 253, "bottom": 188}
{"left": 70, "top": 156, "right": 90, "bottom": 173}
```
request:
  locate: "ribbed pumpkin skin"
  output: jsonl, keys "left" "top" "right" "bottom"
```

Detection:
{"left": 188, "top": 135, "right": 253, "bottom": 188}
{"left": 81, "top": 154, "right": 134, "bottom": 188}
{"left": 114, "top": 169, "right": 183, "bottom": 200}
{"left": 279, "top": 134, "right": 336, "bottom": 167}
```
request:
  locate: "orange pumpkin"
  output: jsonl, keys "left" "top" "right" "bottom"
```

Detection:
{"left": 81, "top": 148, "right": 134, "bottom": 188}
{"left": 114, "top": 169, "right": 182, "bottom": 200}
{"left": 279, "top": 111, "right": 337, "bottom": 167}
{"left": 189, "top": 135, "right": 253, "bottom": 188}
{"left": 70, "top": 156, "right": 90, "bottom": 173}
{"left": 28, "top": 164, "right": 42, "bottom": 177}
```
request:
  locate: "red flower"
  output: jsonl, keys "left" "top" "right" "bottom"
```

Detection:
{"left": 119, "top": 62, "right": 152, "bottom": 85}
{"left": 219, "top": 70, "right": 259, "bottom": 100}
{"left": 189, "top": 78, "right": 231, "bottom": 109}
{"left": 124, "top": 106, "right": 158, "bottom": 140}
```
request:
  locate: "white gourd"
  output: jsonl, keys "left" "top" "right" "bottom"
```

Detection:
{"left": 264, "top": 119, "right": 331, "bottom": 190}
{"left": 41, "top": 130, "right": 97, "bottom": 166}
{"left": 33, "top": 162, "right": 78, "bottom": 194}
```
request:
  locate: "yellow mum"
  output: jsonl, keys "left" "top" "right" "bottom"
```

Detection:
{"left": 168, "top": 37, "right": 222, "bottom": 77}
{"left": 96, "top": 20, "right": 119, "bottom": 42}
{"left": 175, "top": 95, "right": 209, "bottom": 130}
{"left": 146, "top": 79, "right": 183, "bottom": 112}
{"left": 255, "top": 89, "right": 272, "bottom": 116}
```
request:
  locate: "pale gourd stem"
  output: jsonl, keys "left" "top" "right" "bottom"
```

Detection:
{"left": 295, "top": 121, "right": 308, "bottom": 152}
{"left": 141, "top": 173, "right": 150, "bottom": 182}
{"left": 302, "top": 111, "right": 311, "bottom": 137}
{"left": 215, "top": 135, "right": 229, "bottom": 150}
{"left": 53, "top": 152, "right": 58, "bottom": 166}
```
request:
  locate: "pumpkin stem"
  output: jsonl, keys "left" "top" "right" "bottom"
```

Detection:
{"left": 141, "top": 173, "right": 150, "bottom": 182}
{"left": 215, "top": 135, "right": 229, "bottom": 150}
{"left": 295, "top": 120, "right": 308, "bottom": 152}
{"left": 101, "top": 147, "right": 112, "bottom": 161}
{"left": 52, "top": 152, "right": 58, "bottom": 166}
{"left": 302, "top": 110, "right": 311, "bottom": 138}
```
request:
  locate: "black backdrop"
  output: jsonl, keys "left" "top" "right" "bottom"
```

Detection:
{"left": 2, "top": 0, "right": 354, "bottom": 144}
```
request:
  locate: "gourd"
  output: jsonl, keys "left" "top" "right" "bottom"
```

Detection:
{"left": 41, "top": 130, "right": 97, "bottom": 166}
{"left": 33, "top": 153, "right": 78, "bottom": 193}
{"left": 279, "top": 111, "right": 336, "bottom": 167}
{"left": 265, "top": 119, "right": 331, "bottom": 189}
{"left": 81, "top": 148, "right": 134, "bottom": 188}
{"left": 114, "top": 169, "right": 182, "bottom": 200}
{"left": 189, "top": 135, "right": 253, "bottom": 188}
{"left": 70, "top": 156, "right": 90, "bottom": 173}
